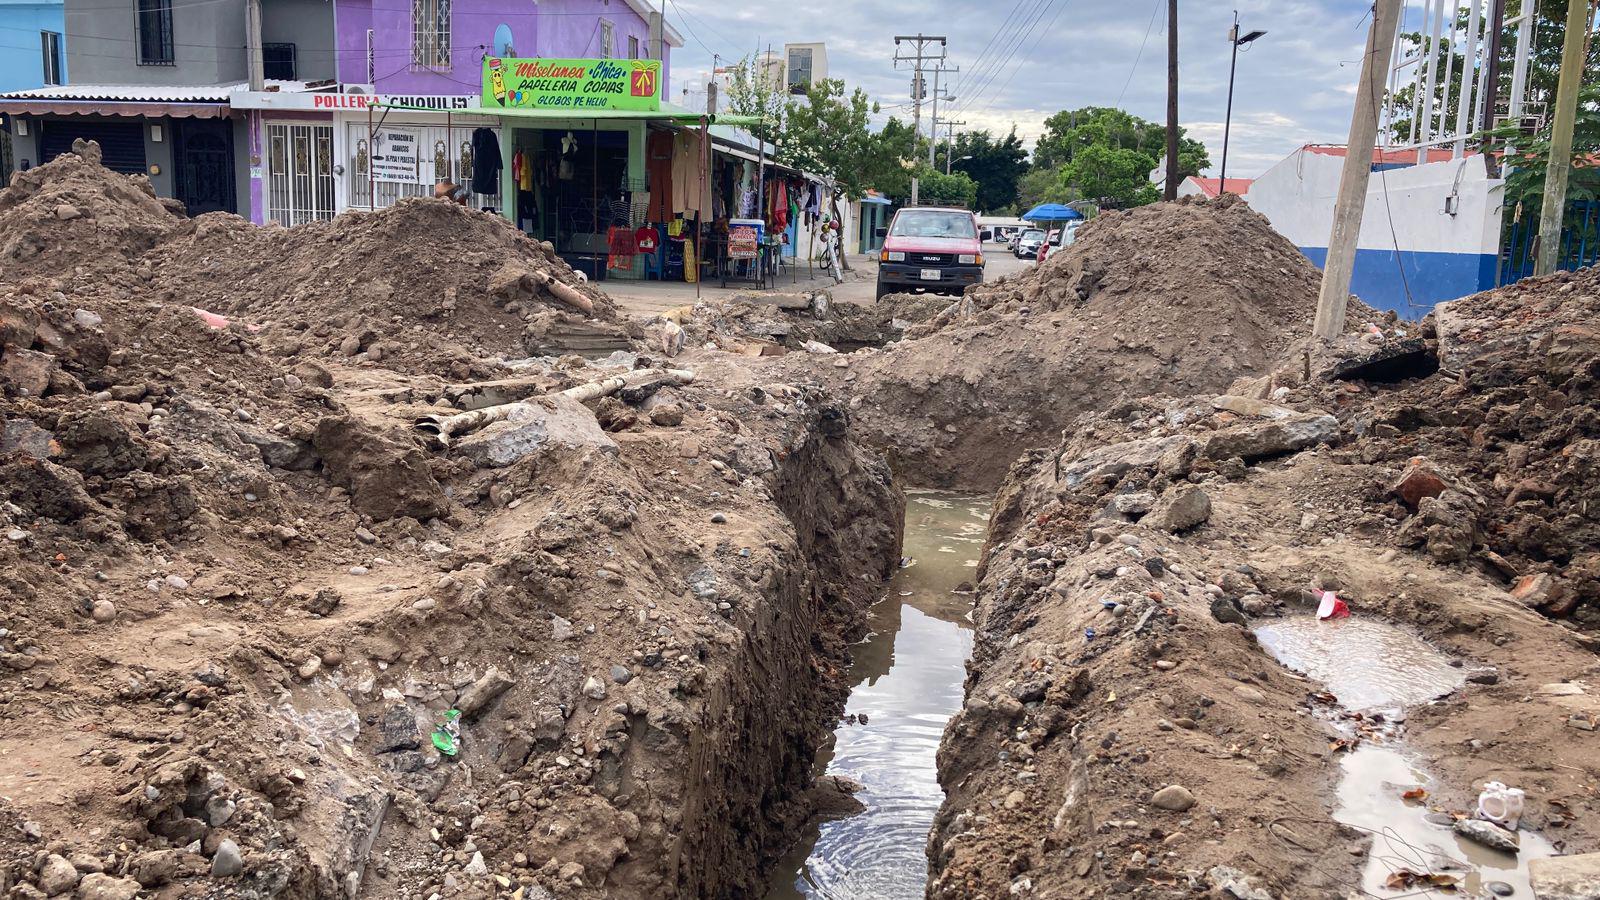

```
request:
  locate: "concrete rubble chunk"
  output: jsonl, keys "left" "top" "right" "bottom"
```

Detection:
{"left": 456, "top": 666, "right": 516, "bottom": 719}
{"left": 37, "top": 853, "right": 79, "bottom": 896}
{"left": 1202, "top": 413, "right": 1339, "bottom": 462}
{"left": 1391, "top": 462, "right": 1448, "bottom": 510}
{"left": 454, "top": 394, "right": 619, "bottom": 468}
{"left": 1211, "top": 395, "right": 1299, "bottom": 420}
{"left": 1530, "top": 852, "right": 1600, "bottom": 900}
{"left": 1058, "top": 434, "right": 1192, "bottom": 489}
{"left": 1, "top": 347, "right": 58, "bottom": 397}
{"left": 1146, "top": 484, "right": 1211, "bottom": 532}
{"left": 75, "top": 874, "right": 142, "bottom": 900}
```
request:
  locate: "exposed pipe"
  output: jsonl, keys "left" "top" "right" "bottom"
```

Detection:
{"left": 415, "top": 369, "right": 696, "bottom": 446}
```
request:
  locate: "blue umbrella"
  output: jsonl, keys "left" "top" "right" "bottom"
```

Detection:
{"left": 1022, "top": 203, "right": 1084, "bottom": 223}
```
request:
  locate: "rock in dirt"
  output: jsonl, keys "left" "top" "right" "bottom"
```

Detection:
{"left": 210, "top": 839, "right": 243, "bottom": 876}
{"left": 456, "top": 666, "right": 516, "bottom": 718}
{"left": 1150, "top": 784, "right": 1196, "bottom": 811}
{"left": 1453, "top": 818, "right": 1520, "bottom": 853}
{"left": 1530, "top": 852, "right": 1600, "bottom": 900}
{"left": 312, "top": 416, "right": 449, "bottom": 522}
{"left": 37, "top": 854, "right": 79, "bottom": 895}
{"left": 1202, "top": 414, "right": 1339, "bottom": 462}
{"left": 1147, "top": 484, "right": 1211, "bottom": 532}
{"left": 74, "top": 874, "right": 142, "bottom": 900}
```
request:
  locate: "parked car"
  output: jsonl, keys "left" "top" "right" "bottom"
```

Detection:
{"left": 875, "top": 206, "right": 986, "bottom": 300}
{"left": 1038, "top": 221, "right": 1081, "bottom": 263}
{"left": 1014, "top": 228, "right": 1045, "bottom": 258}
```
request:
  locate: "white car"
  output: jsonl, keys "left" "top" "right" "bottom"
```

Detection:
{"left": 1038, "top": 221, "right": 1081, "bottom": 262}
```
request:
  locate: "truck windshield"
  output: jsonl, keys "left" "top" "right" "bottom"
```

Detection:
{"left": 890, "top": 211, "right": 977, "bottom": 239}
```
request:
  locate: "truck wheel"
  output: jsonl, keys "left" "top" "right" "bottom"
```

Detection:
{"left": 875, "top": 279, "right": 891, "bottom": 301}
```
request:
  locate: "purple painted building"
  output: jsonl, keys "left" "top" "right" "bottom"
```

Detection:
{"left": 332, "top": 0, "right": 672, "bottom": 96}
{"left": 231, "top": 0, "right": 679, "bottom": 226}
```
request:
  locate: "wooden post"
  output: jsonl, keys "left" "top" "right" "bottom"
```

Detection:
{"left": 1533, "top": 0, "right": 1592, "bottom": 276}
{"left": 1163, "top": 0, "right": 1179, "bottom": 201}
{"left": 1314, "top": 0, "right": 1403, "bottom": 340}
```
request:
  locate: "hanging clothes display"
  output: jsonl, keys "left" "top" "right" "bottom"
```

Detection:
{"left": 646, "top": 130, "right": 674, "bottom": 221}
{"left": 606, "top": 226, "right": 637, "bottom": 270}
{"left": 469, "top": 128, "right": 502, "bottom": 196}
{"left": 769, "top": 179, "right": 789, "bottom": 233}
{"left": 670, "top": 131, "right": 707, "bottom": 217}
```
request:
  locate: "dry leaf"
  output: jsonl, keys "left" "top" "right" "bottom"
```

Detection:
{"left": 1401, "top": 787, "right": 1427, "bottom": 801}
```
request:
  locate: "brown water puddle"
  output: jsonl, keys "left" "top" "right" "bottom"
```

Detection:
{"left": 1256, "top": 617, "right": 1553, "bottom": 898}
{"left": 766, "top": 491, "right": 987, "bottom": 900}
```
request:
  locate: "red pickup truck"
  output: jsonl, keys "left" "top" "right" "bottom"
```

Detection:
{"left": 875, "top": 206, "right": 985, "bottom": 300}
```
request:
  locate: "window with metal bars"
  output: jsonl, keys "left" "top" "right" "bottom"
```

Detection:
{"left": 599, "top": 19, "right": 613, "bottom": 58}
{"left": 40, "top": 32, "right": 62, "bottom": 85}
{"left": 135, "top": 0, "right": 174, "bottom": 65}
{"left": 411, "top": 0, "right": 451, "bottom": 69}
{"left": 263, "top": 43, "right": 296, "bottom": 80}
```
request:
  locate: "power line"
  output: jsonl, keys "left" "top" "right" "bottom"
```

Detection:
{"left": 953, "top": 0, "right": 1055, "bottom": 118}
{"left": 966, "top": 0, "right": 1072, "bottom": 123}
{"left": 949, "top": 0, "right": 1032, "bottom": 99}
{"left": 1114, "top": 0, "right": 1164, "bottom": 108}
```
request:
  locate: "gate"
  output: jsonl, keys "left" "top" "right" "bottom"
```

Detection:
{"left": 266, "top": 123, "right": 336, "bottom": 226}
{"left": 1499, "top": 200, "right": 1600, "bottom": 285}
{"left": 173, "top": 119, "right": 236, "bottom": 214}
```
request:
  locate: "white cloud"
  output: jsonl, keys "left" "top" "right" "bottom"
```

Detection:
{"left": 666, "top": 0, "right": 1381, "bottom": 177}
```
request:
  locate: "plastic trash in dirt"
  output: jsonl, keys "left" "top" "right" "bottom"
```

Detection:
{"left": 432, "top": 708, "right": 463, "bottom": 757}
{"left": 1478, "top": 782, "right": 1526, "bottom": 830}
{"left": 1316, "top": 590, "right": 1351, "bottom": 620}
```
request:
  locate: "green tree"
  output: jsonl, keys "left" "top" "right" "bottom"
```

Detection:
{"left": 779, "top": 79, "right": 880, "bottom": 200}
{"left": 1061, "top": 144, "right": 1161, "bottom": 208}
{"left": 1034, "top": 106, "right": 1209, "bottom": 179}
{"left": 911, "top": 167, "right": 979, "bottom": 208}
{"left": 937, "top": 128, "right": 1029, "bottom": 212}
{"left": 1015, "top": 166, "right": 1074, "bottom": 211}
{"left": 723, "top": 55, "right": 787, "bottom": 145}
{"left": 1488, "top": 80, "right": 1600, "bottom": 236}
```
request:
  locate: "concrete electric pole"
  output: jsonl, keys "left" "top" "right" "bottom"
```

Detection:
{"left": 1534, "top": 0, "right": 1593, "bottom": 276}
{"left": 943, "top": 119, "right": 966, "bottom": 174}
{"left": 1163, "top": 0, "right": 1179, "bottom": 201}
{"left": 245, "top": 0, "right": 265, "bottom": 91}
{"left": 895, "top": 34, "right": 947, "bottom": 204}
{"left": 1313, "top": 0, "right": 1403, "bottom": 340}
{"left": 928, "top": 65, "right": 958, "bottom": 166}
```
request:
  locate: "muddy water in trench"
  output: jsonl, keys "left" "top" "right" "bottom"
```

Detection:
{"left": 1256, "top": 617, "right": 1554, "bottom": 898}
{"left": 766, "top": 491, "right": 988, "bottom": 900}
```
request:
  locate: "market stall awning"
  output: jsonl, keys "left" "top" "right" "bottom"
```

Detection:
{"left": 1021, "top": 202, "right": 1084, "bottom": 222}
{"left": 373, "top": 102, "right": 761, "bottom": 127}
{"left": 0, "top": 99, "right": 232, "bottom": 119}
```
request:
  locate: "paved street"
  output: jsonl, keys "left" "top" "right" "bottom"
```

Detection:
{"left": 604, "top": 242, "right": 1034, "bottom": 316}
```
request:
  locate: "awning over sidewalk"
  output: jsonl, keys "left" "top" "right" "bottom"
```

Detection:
{"left": 0, "top": 99, "right": 232, "bottom": 119}
{"left": 374, "top": 101, "right": 761, "bottom": 127}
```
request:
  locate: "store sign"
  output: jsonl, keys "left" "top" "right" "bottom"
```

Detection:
{"left": 483, "top": 57, "right": 661, "bottom": 112}
{"left": 728, "top": 224, "right": 759, "bottom": 260}
{"left": 229, "top": 91, "right": 475, "bottom": 111}
{"left": 371, "top": 128, "right": 421, "bottom": 183}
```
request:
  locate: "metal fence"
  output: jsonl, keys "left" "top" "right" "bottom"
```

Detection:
{"left": 1499, "top": 200, "right": 1600, "bottom": 286}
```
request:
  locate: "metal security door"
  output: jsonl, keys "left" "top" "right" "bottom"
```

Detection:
{"left": 266, "top": 123, "right": 336, "bottom": 226}
{"left": 173, "top": 119, "right": 236, "bottom": 214}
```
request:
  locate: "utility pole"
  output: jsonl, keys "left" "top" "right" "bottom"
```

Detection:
{"left": 943, "top": 120, "right": 966, "bottom": 174}
{"left": 1314, "top": 0, "right": 1403, "bottom": 340}
{"left": 895, "top": 33, "right": 947, "bottom": 204}
{"left": 1534, "top": 0, "right": 1591, "bottom": 275}
{"left": 245, "top": 0, "right": 264, "bottom": 91}
{"left": 928, "top": 64, "right": 958, "bottom": 166}
{"left": 1163, "top": 0, "right": 1179, "bottom": 201}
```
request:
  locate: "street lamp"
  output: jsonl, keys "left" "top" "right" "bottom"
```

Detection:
{"left": 948, "top": 153, "right": 972, "bottom": 176}
{"left": 1219, "top": 11, "right": 1266, "bottom": 192}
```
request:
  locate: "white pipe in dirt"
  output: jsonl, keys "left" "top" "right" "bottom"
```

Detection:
{"left": 414, "top": 369, "right": 696, "bottom": 445}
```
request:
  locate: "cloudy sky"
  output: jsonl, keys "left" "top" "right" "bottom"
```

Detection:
{"left": 663, "top": 0, "right": 1383, "bottom": 178}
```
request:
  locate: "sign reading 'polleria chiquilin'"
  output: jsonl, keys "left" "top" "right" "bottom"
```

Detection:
{"left": 483, "top": 58, "right": 661, "bottom": 112}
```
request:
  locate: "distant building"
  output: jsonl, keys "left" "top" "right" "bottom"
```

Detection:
{"left": 0, "top": 0, "right": 66, "bottom": 172}
{"left": 782, "top": 43, "right": 827, "bottom": 94}
{"left": 1177, "top": 176, "right": 1252, "bottom": 199}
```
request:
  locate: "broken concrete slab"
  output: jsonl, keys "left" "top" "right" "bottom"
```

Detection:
{"left": 1322, "top": 337, "right": 1435, "bottom": 383}
{"left": 1147, "top": 485, "right": 1211, "bottom": 532}
{"left": 1201, "top": 414, "right": 1339, "bottom": 462}
{"left": 1211, "top": 395, "right": 1299, "bottom": 420}
{"left": 1058, "top": 435, "right": 1192, "bottom": 489}
{"left": 454, "top": 394, "right": 617, "bottom": 468}
{"left": 1530, "top": 852, "right": 1600, "bottom": 900}
{"left": 1, "top": 346, "right": 58, "bottom": 397}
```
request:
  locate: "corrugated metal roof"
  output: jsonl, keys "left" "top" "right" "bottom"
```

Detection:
{"left": 1, "top": 80, "right": 309, "bottom": 102}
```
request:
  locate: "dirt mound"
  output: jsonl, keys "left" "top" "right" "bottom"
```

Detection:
{"left": 929, "top": 264, "right": 1600, "bottom": 899}
{"left": 138, "top": 197, "right": 630, "bottom": 378}
{"left": 0, "top": 142, "right": 184, "bottom": 273}
{"left": 787, "top": 196, "right": 1373, "bottom": 488}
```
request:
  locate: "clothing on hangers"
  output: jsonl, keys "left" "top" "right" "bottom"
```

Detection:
{"left": 469, "top": 128, "right": 501, "bottom": 196}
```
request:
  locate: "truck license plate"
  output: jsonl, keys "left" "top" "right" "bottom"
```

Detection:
{"left": 920, "top": 268, "right": 941, "bottom": 280}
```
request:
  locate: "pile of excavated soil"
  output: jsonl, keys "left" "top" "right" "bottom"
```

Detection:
{"left": 780, "top": 195, "right": 1375, "bottom": 488}
{"left": 1, "top": 150, "right": 905, "bottom": 899}
{"left": 0, "top": 145, "right": 184, "bottom": 273}
{"left": 140, "top": 197, "right": 628, "bottom": 378}
{"left": 929, "top": 266, "right": 1600, "bottom": 898}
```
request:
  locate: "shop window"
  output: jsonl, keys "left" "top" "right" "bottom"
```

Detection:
{"left": 411, "top": 0, "right": 451, "bottom": 69}
{"left": 40, "top": 31, "right": 62, "bottom": 85}
{"left": 136, "top": 0, "right": 175, "bottom": 66}
{"left": 599, "top": 19, "right": 613, "bottom": 58}
{"left": 263, "top": 43, "right": 296, "bottom": 81}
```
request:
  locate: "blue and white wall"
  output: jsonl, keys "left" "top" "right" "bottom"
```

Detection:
{"left": 0, "top": 0, "right": 65, "bottom": 93}
{"left": 1247, "top": 148, "right": 1503, "bottom": 317}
